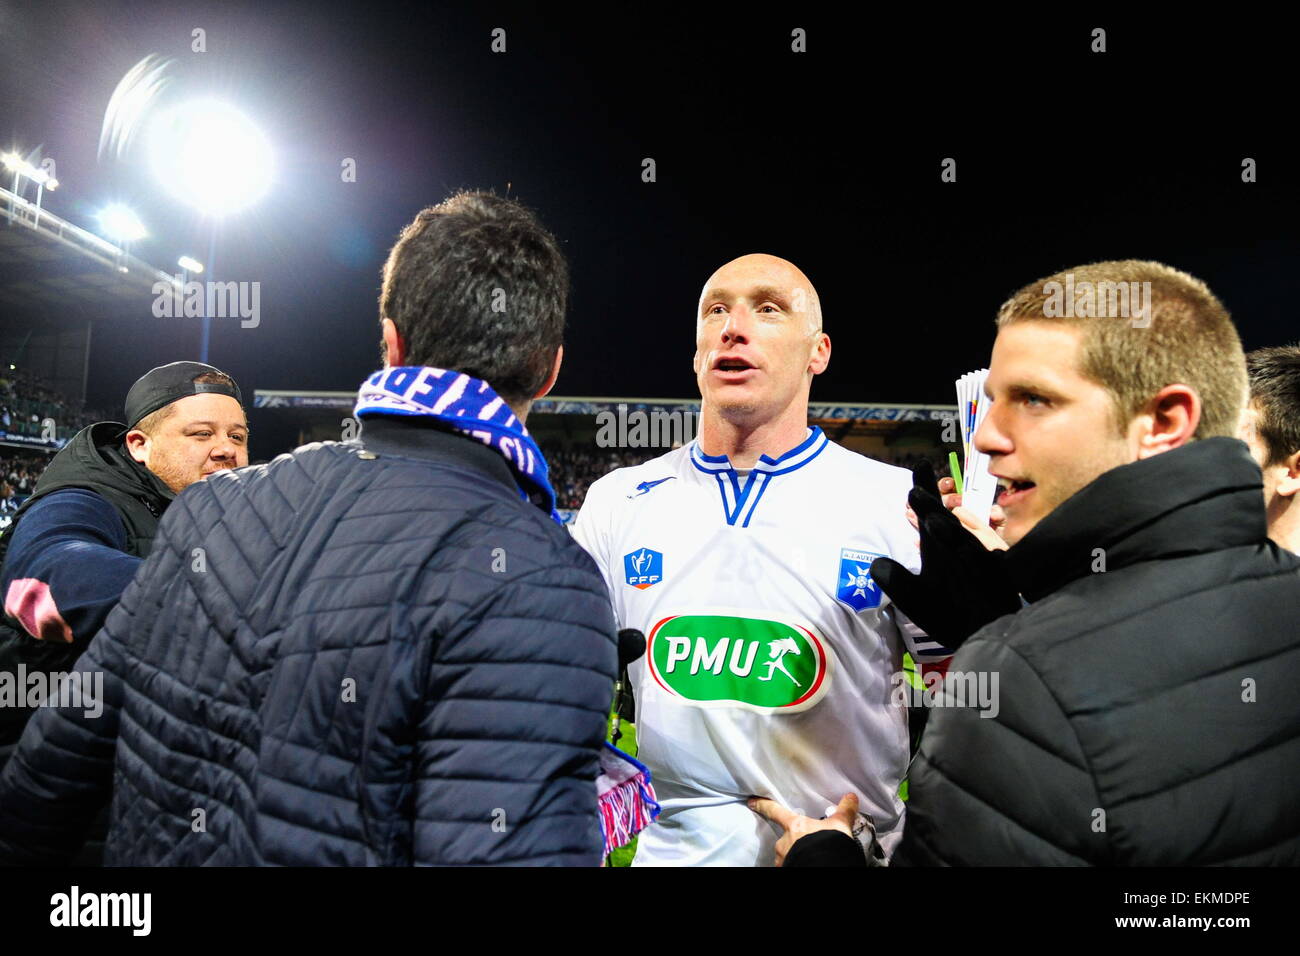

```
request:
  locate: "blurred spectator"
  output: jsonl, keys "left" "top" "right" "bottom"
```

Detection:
{"left": 0, "top": 452, "right": 52, "bottom": 504}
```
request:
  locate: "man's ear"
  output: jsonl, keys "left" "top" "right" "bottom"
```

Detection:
{"left": 534, "top": 345, "right": 563, "bottom": 400}
{"left": 808, "top": 332, "right": 831, "bottom": 376}
{"left": 1134, "top": 384, "right": 1200, "bottom": 458}
{"left": 124, "top": 428, "right": 150, "bottom": 465}
{"left": 381, "top": 318, "right": 406, "bottom": 368}
{"left": 1277, "top": 449, "right": 1300, "bottom": 498}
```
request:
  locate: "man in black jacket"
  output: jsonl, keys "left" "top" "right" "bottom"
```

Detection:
{"left": 0, "top": 362, "right": 246, "bottom": 770}
{"left": 755, "top": 260, "right": 1300, "bottom": 865}
{"left": 0, "top": 192, "right": 617, "bottom": 866}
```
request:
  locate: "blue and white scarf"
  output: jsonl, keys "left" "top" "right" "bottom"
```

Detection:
{"left": 354, "top": 366, "right": 561, "bottom": 524}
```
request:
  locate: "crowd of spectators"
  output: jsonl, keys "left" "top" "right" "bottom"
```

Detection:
{"left": 0, "top": 451, "right": 54, "bottom": 520}
{"left": 0, "top": 368, "right": 104, "bottom": 443}
{"left": 543, "top": 444, "right": 659, "bottom": 510}
{"left": 0, "top": 369, "right": 99, "bottom": 521}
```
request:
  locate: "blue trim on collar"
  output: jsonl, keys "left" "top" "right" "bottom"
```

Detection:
{"left": 690, "top": 427, "right": 828, "bottom": 525}
{"left": 690, "top": 426, "right": 826, "bottom": 473}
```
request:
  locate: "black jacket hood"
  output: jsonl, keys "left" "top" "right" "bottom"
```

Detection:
{"left": 25, "top": 421, "right": 176, "bottom": 517}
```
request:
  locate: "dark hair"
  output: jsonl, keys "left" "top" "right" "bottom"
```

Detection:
{"left": 378, "top": 191, "right": 568, "bottom": 405}
{"left": 1247, "top": 344, "right": 1300, "bottom": 466}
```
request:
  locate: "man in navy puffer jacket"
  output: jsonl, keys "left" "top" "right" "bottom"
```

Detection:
{"left": 0, "top": 192, "right": 618, "bottom": 865}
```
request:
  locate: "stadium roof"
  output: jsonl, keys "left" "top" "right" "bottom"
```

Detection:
{"left": 254, "top": 390, "right": 957, "bottom": 422}
{"left": 0, "top": 185, "right": 178, "bottom": 317}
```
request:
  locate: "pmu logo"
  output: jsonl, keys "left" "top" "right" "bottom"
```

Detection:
{"left": 624, "top": 548, "right": 663, "bottom": 590}
{"left": 646, "top": 611, "right": 832, "bottom": 713}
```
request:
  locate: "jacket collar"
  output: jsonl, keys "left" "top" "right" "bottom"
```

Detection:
{"left": 1004, "top": 437, "right": 1267, "bottom": 602}
{"left": 28, "top": 421, "right": 175, "bottom": 513}
{"left": 357, "top": 415, "right": 524, "bottom": 501}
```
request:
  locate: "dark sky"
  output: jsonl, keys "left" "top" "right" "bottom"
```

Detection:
{"left": 3, "top": 3, "right": 1297, "bottom": 434}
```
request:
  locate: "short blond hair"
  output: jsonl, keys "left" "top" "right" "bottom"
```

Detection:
{"left": 995, "top": 260, "right": 1248, "bottom": 439}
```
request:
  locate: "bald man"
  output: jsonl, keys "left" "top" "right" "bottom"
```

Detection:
{"left": 571, "top": 255, "right": 948, "bottom": 865}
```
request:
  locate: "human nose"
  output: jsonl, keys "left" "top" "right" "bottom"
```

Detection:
{"left": 719, "top": 306, "right": 753, "bottom": 346}
{"left": 974, "top": 400, "right": 1012, "bottom": 457}
{"left": 211, "top": 436, "right": 238, "bottom": 460}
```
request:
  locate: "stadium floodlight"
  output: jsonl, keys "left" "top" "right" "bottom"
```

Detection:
{"left": 147, "top": 99, "right": 273, "bottom": 215}
{"left": 178, "top": 255, "right": 204, "bottom": 274}
{"left": 5, "top": 151, "right": 60, "bottom": 226}
{"left": 98, "top": 204, "right": 147, "bottom": 242}
{"left": 2, "top": 153, "right": 51, "bottom": 184}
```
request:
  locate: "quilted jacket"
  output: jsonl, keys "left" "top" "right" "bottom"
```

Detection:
{"left": 0, "top": 416, "right": 618, "bottom": 865}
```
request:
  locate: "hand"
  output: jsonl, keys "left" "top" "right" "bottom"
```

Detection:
{"left": 874, "top": 462, "right": 1023, "bottom": 649}
{"left": 907, "top": 476, "right": 1009, "bottom": 552}
{"left": 747, "top": 793, "right": 859, "bottom": 867}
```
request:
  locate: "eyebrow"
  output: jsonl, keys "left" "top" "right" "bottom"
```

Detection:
{"left": 699, "top": 285, "right": 792, "bottom": 312}
{"left": 993, "top": 382, "right": 1064, "bottom": 401}
{"left": 183, "top": 421, "right": 250, "bottom": 431}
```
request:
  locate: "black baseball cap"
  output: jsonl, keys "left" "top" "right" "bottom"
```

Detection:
{"left": 123, "top": 361, "right": 243, "bottom": 432}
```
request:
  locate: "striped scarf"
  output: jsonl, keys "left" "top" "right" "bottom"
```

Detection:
{"left": 354, "top": 366, "right": 560, "bottom": 523}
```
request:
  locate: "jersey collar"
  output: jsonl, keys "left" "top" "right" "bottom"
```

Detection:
{"left": 689, "top": 427, "right": 829, "bottom": 527}
{"left": 689, "top": 426, "right": 828, "bottom": 477}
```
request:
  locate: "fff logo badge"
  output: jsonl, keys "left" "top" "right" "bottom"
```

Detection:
{"left": 837, "top": 547, "right": 884, "bottom": 611}
{"left": 624, "top": 547, "right": 663, "bottom": 590}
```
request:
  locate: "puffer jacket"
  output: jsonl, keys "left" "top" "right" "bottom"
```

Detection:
{"left": 895, "top": 438, "right": 1300, "bottom": 865}
{"left": 0, "top": 416, "right": 618, "bottom": 865}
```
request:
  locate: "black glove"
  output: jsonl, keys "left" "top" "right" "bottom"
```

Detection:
{"left": 870, "top": 462, "right": 1022, "bottom": 651}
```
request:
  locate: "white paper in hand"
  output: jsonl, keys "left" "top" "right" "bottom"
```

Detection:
{"left": 956, "top": 369, "right": 997, "bottom": 525}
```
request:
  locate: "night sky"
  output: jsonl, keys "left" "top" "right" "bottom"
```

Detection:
{"left": 3, "top": 3, "right": 1297, "bottom": 447}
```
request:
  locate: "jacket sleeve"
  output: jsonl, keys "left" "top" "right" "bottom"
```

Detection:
{"left": 894, "top": 632, "right": 1106, "bottom": 866}
{"left": 785, "top": 829, "right": 869, "bottom": 867}
{"left": 2, "top": 489, "right": 141, "bottom": 644}
{"left": 412, "top": 546, "right": 618, "bottom": 866}
{"left": 0, "top": 600, "right": 127, "bottom": 864}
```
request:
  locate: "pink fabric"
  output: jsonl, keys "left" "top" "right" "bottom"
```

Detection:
{"left": 4, "top": 578, "right": 73, "bottom": 643}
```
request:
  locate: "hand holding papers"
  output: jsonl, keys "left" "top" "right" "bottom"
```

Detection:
{"left": 871, "top": 462, "right": 1023, "bottom": 650}
{"left": 955, "top": 370, "right": 997, "bottom": 527}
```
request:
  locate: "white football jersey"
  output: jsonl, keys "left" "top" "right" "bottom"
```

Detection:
{"left": 571, "top": 427, "right": 950, "bottom": 866}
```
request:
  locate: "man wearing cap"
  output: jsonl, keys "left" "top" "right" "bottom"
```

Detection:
{"left": 0, "top": 361, "right": 247, "bottom": 771}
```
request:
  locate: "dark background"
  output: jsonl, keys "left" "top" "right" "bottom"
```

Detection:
{"left": 2, "top": 2, "right": 1296, "bottom": 455}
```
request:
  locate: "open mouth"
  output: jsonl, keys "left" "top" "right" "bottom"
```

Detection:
{"left": 996, "top": 477, "right": 1036, "bottom": 507}
{"left": 712, "top": 356, "right": 756, "bottom": 376}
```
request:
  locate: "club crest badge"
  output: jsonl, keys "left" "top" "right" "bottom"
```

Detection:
{"left": 836, "top": 547, "right": 884, "bottom": 611}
